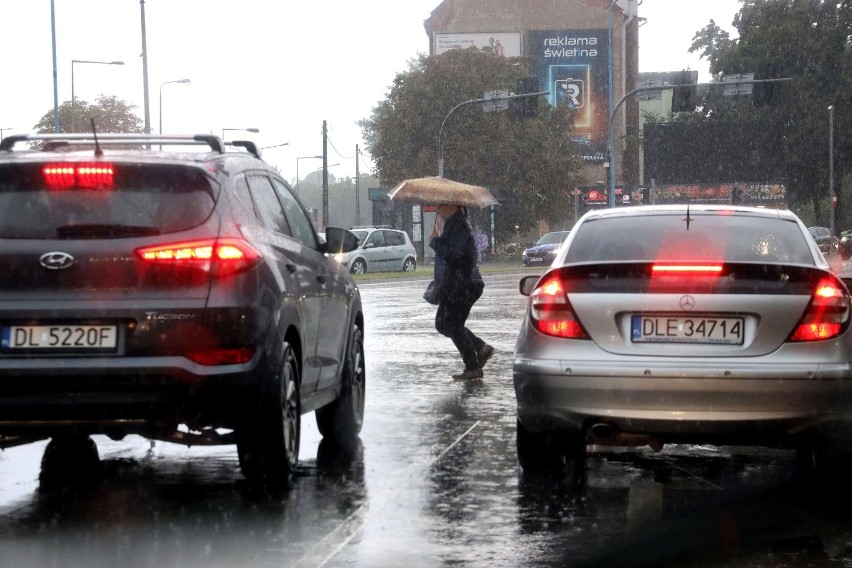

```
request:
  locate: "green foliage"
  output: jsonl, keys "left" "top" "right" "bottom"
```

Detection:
{"left": 32, "top": 95, "right": 144, "bottom": 134}
{"left": 687, "top": 0, "right": 852, "bottom": 228}
{"left": 359, "top": 48, "right": 583, "bottom": 243}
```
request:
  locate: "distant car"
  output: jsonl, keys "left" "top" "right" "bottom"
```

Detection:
{"left": 334, "top": 226, "right": 417, "bottom": 274}
{"left": 808, "top": 226, "right": 839, "bottom": 255}
{"left": 0, "top": 132, "right": 366, "bottom": 488}
{"left": 514, "top": 205, "right": 852, "bottom": 474}
{"left": 522, "top": 231, "right": 571, "bottom": 267}
{"left": 840, "top": 231, "right": 852, "bottom": 260}
{"left": 317, "top": 232, "right": 326, "bottom": 244}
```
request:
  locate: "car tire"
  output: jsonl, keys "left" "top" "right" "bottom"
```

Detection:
{"left": 316, "top": 325, "right": 365, "bottom": 442}
{"left": 516, "top": 419, "right": 585, "bottom": 474}
{"left": 237, "top": 342, "right": 301, "bottom": 487}
{"left": 350, "top": 259, "right": 367, "bottom": 275}
{"left": 402, "top": 257, "right": 416, "bottom": 272}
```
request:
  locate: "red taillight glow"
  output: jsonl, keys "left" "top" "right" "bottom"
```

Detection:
{"left": 43, "top": 163, "right": 114, "bottom": 190}
{"left": 185, "top": 347, "right": 256, "bottom": 366}
{"left": 135, "top": 238, "right": 260, "bottom": 277}
{"left": 789, "top": 276, "right": 850, "bottom": 342}
{"left": 652, "top": 264, "right": 723, "bottom": 274}
{"left": 529, "top": 274, "right": 588, "bottom": 339}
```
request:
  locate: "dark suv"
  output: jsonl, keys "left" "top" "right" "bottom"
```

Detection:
{"left": 0, "top": 133, "right": 365, "bottom": 487}
{"left": 808, "top": 226, "right": 839, "bottom": 255}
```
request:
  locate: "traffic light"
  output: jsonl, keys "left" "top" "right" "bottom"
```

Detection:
{"left": 510, "top": 77, "right": 540, "bottom": 119}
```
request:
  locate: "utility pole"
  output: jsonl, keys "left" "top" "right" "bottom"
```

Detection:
{"left": 322, "top": 120, "right": 329, "bottom": 229}
{"left": 355, "top": 144, "right": 361, "bottom": 226}
{"left": 140, "top": 1, "right": 152, "bottom": 146}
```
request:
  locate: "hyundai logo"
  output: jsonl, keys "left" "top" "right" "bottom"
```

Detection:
{"left": 39, "top": 252, "right": 75, "bottom": 270}
{"left": 679, "top": 295, "right": 696, "bottom": 310}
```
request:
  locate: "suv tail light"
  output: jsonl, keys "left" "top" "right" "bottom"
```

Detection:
{"left": 788, "top": 275, "right": 850, "bottom": 342}
{"left": 529, "top": 274, "right": 589, "bottom": 339}
{"left": 135, "top": 238, "right": 260, "bottom": 277}
{"left": 185, "top": 348, "right": 256, "bottom": 366}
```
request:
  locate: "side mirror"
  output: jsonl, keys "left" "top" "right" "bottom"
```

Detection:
{"left": 519, "top": 275, "right": 539, "bottom": 296}
{"left": 323, "top": 227, "right": 359, "bottom": 254}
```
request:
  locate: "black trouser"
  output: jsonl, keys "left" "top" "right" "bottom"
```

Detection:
{"left": 435, "top": 286, "right": 485, "bottom": 370}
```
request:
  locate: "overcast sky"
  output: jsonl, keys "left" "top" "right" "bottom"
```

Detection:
{"left": 0, "top": 0, "right": 740, "bottom": 180}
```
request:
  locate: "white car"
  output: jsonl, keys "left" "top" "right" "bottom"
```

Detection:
{"left": 334, "top": 226, "right": 417, "bottom": 274}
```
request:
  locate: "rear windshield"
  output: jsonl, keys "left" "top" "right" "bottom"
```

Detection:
{"left": 564, "top": 213, "right": 814, "bottom": 265}
{"left": 0, "top": 163, "right": 216, "bottom": 239}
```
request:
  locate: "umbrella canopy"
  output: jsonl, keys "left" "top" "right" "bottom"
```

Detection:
{"left": 388, "top": 176, "right": 499, "bottom": 208}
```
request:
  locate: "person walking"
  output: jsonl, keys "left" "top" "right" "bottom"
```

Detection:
{"left": 429, "top": 204, "right": 494, "bottom": 380}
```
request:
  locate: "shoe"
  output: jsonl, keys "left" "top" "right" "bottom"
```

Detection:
{"left": 478, "top": 344, "right": 495, "bottom": 369}
{"left": 452, "top": 367, "right": 484, "bottom": 380}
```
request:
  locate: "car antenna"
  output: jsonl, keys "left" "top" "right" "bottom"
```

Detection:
{"left": 684, "top": 202, "right": 692, "bottom": 231}
{"left": 90, "top": 118, "right": 103, "bottom": 157}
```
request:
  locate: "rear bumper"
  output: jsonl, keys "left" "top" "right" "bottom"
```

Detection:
{"left": 0, "top": 352, "right": 267, "bottom": 436}
{"left": 513, "top": 357, "right": 852, "bottom": 445}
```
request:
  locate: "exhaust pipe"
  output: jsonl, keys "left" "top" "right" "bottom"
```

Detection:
{"left": 587, "top": 422, "right": 663, "bottom": 451}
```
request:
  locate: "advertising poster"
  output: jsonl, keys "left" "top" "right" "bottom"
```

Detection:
{"left": 526, "top": 29, "right": 609, "bottom": 163}
{"left": 648, "top": 183, "right": 787, "bottom": 206}
{"left": 434, "top": 32, "right": 522, "bottom": 57}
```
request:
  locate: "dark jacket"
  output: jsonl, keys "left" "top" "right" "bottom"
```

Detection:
{"left": 430, "top": 209, "right": 484, "bottom": 302}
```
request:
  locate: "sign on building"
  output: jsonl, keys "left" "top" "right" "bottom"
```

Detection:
{"left": 434, "top": 32, "right": 522, "bottom": 57}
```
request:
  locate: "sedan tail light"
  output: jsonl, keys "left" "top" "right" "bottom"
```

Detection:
{"left": 529, "top": 274, "right": 589, "bottom": 339}
{"left": 135, "top": 238, "right": 260, "bottom": 277}
{"left": 788, "top": 275, "right": 850, "bottom": 342}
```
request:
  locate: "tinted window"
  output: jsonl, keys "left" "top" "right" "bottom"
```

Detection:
{"left": 537, "top": 231, "right": 570, "bottom": 245}
{"left": 246, "top": 174, "right": 291, "bottom": 235}
{"left": 385, "top": 230, "right": 405, "bottom": 246}
{"left": 565, "top": 214, "right": 813, "bottom": 264}
{"left": 0, "top": 163, "right": 215, "bottom": 239}
{"left": 234, "top": 176, "right": 257, "bottom": 217}
{"left": 271, "top": 177, "right": 317, "bottom": 248}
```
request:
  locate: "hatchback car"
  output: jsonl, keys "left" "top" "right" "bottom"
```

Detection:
{"left": 0, "top": 133, "right": 365, "bottom": 487}
{"left": 514, "top": 205, "right": 852, "bottom": 473}
{"left": 335, "top": 226, "right": 417, "bottom": 274}
{"left": 839, "top": 230, "right": 852, "bottom": 260}
{"left": 522, "top": 230, "right": 571, "bottom": 267}
{"left": 808, "top": 226, "right": 839, "bottom": 255}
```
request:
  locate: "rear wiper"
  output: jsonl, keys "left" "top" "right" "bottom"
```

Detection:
{"left": 56, "top": 224, "right": 162, "bottom": 239}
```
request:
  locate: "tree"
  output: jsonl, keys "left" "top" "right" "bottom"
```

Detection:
{"left": 688, "top": 0, "right": 852, "bottom": 227}
{"left": 32, "top": 95, "right": 144, "bottom": 134}
{"left": 359, "top": 48, "right": 583, "bottom": 242}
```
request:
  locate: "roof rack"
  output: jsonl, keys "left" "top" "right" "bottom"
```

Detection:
{"left": 0, "top": 133, "right": 227, "bottom": 154}
{"left": 225, "top": 140, "right": 260, "bottom": 159}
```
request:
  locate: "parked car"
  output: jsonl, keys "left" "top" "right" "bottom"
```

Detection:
{"left": 514, "top": 205, "right": 852, "bottom": 473}
{"left": 840, "top": 230, "right": 852, "bottom": 260}
{"left": 808, "top": 226, "right": 839, "bottom": 255}
{"left": 0, "top": 133, "right": 366, "bottom": 487}
{"left": 522, "top": 230, "right": 571, "bottom": 267}
{"left": 335, "top": 226, "right": 417, "bottom": 274}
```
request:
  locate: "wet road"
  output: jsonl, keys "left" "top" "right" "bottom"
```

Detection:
{"left": 1, "top": 271, "right": 852, "bottom": 567}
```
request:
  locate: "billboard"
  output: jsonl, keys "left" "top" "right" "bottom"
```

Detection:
{"left": 527, "top": 29, "right": 610, "bottom": 164}
{"left": 434, "top": 32, "right": 522, "bottom": 57}
{"left": 642, "top": 182, "right": 787, "bottom": 206}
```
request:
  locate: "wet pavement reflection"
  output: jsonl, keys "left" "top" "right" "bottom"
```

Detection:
{"left": 0, "top": 270, "right": 851, "bottom": 567}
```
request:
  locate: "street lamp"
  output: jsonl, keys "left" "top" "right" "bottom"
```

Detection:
{"left": 159, "top": 79, "right": 190, "bottom": 135}
{"left": 0, "top": 127, "right": 14, "bottom": 142}
{"left": 71, "top": 59, "right": 124, "bottom": 133}
{"left": 222, "top": 128, "right": 259, "bottom": 140}
{"left": 829, "top": 104, "right": 835, "bottom": 236}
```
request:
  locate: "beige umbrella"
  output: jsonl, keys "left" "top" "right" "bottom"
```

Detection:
{"left": 388, "top": 176, "right": 499, "bottom": 208}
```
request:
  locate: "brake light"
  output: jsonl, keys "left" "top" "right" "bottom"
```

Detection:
{"left": 789, "top": 276, "right": 850, "bottom": 342}
{"left": 185, "top": 347, "right": 256, "bottom": 366}
{"left": 652, "top": 264, "right": 723, "bottom": 274}
{"left": 135, "top": 238, "right": 260, "bottom": 277}
{"left": 43, "top": 163, "right": 114, "bottom": 190}
{"left": 529, "top": 273, "right": 588, "bottom": 339}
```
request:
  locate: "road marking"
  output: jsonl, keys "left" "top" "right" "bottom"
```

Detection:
{"left": 291, "top": 420, "right": 483, "bottom": 568}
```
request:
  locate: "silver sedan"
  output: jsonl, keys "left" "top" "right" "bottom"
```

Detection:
{"left": 513, "top": 205, "right": 852, "bottom": 473}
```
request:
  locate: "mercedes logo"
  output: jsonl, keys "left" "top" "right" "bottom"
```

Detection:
{"left": 679, "top": 295, "right": 696, "bottom": 310}
{"left": 39, "top": 252, "right": 75, "bottom": 270}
